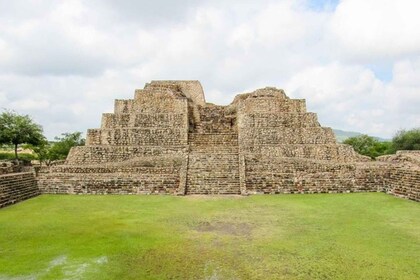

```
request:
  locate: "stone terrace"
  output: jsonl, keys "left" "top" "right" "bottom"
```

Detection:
{"left": 36, "top": 81, "right": 419, "bottom": 201}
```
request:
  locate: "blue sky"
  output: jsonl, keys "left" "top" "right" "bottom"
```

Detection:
{"left": 0, "top": 0, "right": 419, "bottom": 139}
{"left": 308, "top": 0, "right": 339, "bottom": 11}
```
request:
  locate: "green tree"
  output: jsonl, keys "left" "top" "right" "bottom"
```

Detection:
{"left": 391, "top": 128, "right": 420, "bottom": 152}
{"left": 343, "top": 134, "right": 393, "bottom": 159}
{"left": 25, "top": 139, "right": 51, "bottom": 166}
{"left": 48, "top": 132, "right": 85, "bottom": 161}
{"left": 370, "top": 141, "right": 393, "bottom": 158}
{"left": 0, "top": 110, "right": 45, "bottom": 159}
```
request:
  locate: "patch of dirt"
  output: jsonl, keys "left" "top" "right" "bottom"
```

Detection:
{"left": 195, "top": 221, "right": 253, "bottom": 236}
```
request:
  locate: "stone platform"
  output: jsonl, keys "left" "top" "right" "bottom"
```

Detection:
{"left": 36, "top": 81, "right": 419, "bottom": 201}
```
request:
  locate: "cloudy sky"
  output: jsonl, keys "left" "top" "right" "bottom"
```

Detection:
{"left": 0, "top": 0, "right": 419, "bottom": 139}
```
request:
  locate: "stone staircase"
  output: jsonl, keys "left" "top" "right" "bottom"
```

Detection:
{"left": 186, "top": 132, "right": 241, "bottom": 194}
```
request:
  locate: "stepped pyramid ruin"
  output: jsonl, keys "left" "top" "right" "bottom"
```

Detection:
{"left": 37, "top": 80, "right": 418, "bottom": 199}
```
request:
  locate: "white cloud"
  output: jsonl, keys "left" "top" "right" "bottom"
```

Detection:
{"left": 330, "top": 0, "right": 420, "bottom": 60}
{"left": 0, "top": 0, "right": 418, "bottom": 139}
{"left": 392, "top": 58, "right": 420, "bottom": 87}
{"left": 9, "top": 99, "right": 50, "bottom": 110}
{"left": 286, "top": 59, "right": 420, "bottom": 137}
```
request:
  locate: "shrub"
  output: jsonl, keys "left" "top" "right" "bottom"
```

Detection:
{"left": 343, "top": 135, "right": 393, "bottom": 159}
{"left": 391, "top": 128, "right": 420, "bottom": 152}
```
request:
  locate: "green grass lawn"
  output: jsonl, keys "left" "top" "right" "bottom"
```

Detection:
{"left": 0, "top": 193, "right": 419, "bottom": 279}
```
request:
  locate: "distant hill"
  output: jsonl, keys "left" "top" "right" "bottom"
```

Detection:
{"left": 333, "top": 129, "right": 390, "bottom": 143}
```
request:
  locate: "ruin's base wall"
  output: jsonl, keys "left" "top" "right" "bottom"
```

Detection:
{"left": 386, "top": 168, "right": 419, "bottom": 202}
{"left": 37, "top": 165, "right": 184, "bottom": 195}
{"left": 35, "top": 158, "right": 419, "bottom": 202}
{"left": 0, "top": 172, "right": 39, "bottom": 208}
{"left": 244, "top": 157, "right": 419, "bottom": 201}
{"left": 244, "top": 157, "right": 387, "bottom": 194}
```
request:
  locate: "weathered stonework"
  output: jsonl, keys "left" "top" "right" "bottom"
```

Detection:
{"left": 377, "top": 151, "right": 420, "bottom": 201}
{"left": 0, "top": 172, "right": 39, "bottom": 208}
{"left": 36, "top": 80, "right": 419, "bottom": 201}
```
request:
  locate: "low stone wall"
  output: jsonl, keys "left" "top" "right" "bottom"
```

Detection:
{"left": 0, "top": 172, "right": 39, "bottom": 208}
{"left": 87, "top": 128, "right": 188, "bottom": 146}
{"left": 243, "top": 156, "right": 419, "bottom": 202}
{"left": 66, "top": 146, "right": 187, "bottom": 165}
{"left": 0, "top": 162, "right": 15, "bottom": 175}
{"left": 34, "top": 157, "right": 419, "bottom": 201}
{"left": 378, "top": 151, "right": 420, "bottom": 202}
{"left": 244, "top": 157, "right": 387, "bottom": 194}
{"left": 37, "top": 160, "right": 183, "bottom": 195}
{"left": 242, "top": 144, "right": 369, "bottom": 162}
{"left": 37, "top": 172, "right": 180, "bottom": 195}
{"left": 0, "top": 161, "right": 28, "bottom": 175}
{"left": 386, "top": 168, "right": 420, "bottom": 202}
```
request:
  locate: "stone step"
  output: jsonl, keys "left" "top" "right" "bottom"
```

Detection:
{"left": 187, "top": 175, "right": 239, "bottom": 181}
{"left": 187, "top": 190, "right": 240, "bottom": 193}
{"left": 189, "top": 158, "right": 240, "bottom": 164}
{"left": 186, "top": 149, "right": 241, "bottom": 194}
{"left": 194, "top": 126, "right": 236, "bottom": 134}
{"left": 82, "top": 125, "right": 244, "bottom": 196}
{"left": 188, "top": 161, "right": 239, "bottom": 169}
{"left": 190, "top": 145, "right": 239, "bottom": 153}
{"left": 187, "top": 181, "right": 240, "bottom": 185}
{"left": 187, "top": 190, "right": 241, "bottom": 195}
{"left": 186, "top": 183, "right": 241, "bottom": 194}
{"left": 188, "top": 133, "right": 238, "bottom": 145}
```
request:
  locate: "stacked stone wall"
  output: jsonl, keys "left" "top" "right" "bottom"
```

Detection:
{"left": 241, "top": 112, "right": 320, "bottom": 128}
{"left": 377, "top": 151, "right": 420, "bottom": 202}
{"left": 66, "top": 146, "right": 186, "bottom": 165}
{"left": 242, "top": 144, "right": 368, "bottom": 162}
{"left": 387, "top": 168, "right": 419, "bottom": 201}
{"left": 0, "top": 161, "right": 33, "bottom": 174}
{"left": 37, "top": 150, "right": 185, "bottom": 194}
{"left": 86, "top": 128, "right": 187, "bottom": 146}
{"left": 239, "top": 98, "right": 306, "bottom": 114}
{"left": 240, "top": 127, "right": 336, "bottom": 145}
{"left": 0, "top": 172, "right": 39, "bottom": 208}
{"left": 86, "top": 94, "right": 188, "bottom": 147}
{"left": 234, "top": 87, "right": 367, "bottom": 162}
{"left": 37, "top": 167, "right": 181, "bottom": 195}
{"left": 244, "top": 157, "right": 387, "bottom": 194}
{"left": 114, "top": 99, "right": 134, "bottom": 114}
{"left": 1, "top": 162, "right": 16, "bottom": 175}
{"left": 134, "top": 93, "right": 188, "bottom": 114}
{"left": 101, "top": 113, "right": 185, "bottom": 129}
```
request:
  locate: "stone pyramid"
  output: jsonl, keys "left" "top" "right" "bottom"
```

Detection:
{"left": 38, "top": 80, "right": 379, "bottom": 195}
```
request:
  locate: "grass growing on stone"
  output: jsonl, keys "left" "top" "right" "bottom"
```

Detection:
{"left": 0, "top": 193, "right": 419, "bottom": 279}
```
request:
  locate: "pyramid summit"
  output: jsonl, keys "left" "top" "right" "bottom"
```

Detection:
{"left": 36, "top": 80, "right": 418, "bottom": 200}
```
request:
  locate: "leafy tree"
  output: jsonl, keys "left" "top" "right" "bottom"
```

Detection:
{"left": 344, "top": 135, "right": 375, "bottom": 156}
{"left": 48, "top": 132, "right": 85, "bottom": 161}
{"left": 343, "top": 134, "right": 393, "bottom": 159}
{"left": 391, "top": 128, "right": 420, "bottom": 152}
{"left": 0, "top": 110, "right": 45, "bottom": 159}
{"left": 25, "top": 139, "right": 51, "bottom": 166}
{"left": 370, "top": 141, "right": 393, "bottom": 158}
